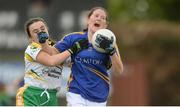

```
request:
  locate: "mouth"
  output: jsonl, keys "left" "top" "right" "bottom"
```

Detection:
{"left": 94, "top": 23, "right": 100, "bottom": 28}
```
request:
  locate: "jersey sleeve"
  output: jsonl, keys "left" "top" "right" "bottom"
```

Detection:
{"left": 55, "top": 35, "right": 72, "bottom": 52}
{"left": 55, "top": 32, "right": 87, "bottom": 52}
{"left": 25, "top": 43, "right": 42, "bottom": 61}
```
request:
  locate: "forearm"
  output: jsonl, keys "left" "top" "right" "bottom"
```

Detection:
{"left": 47, "top": 50, "right": 71, "bottom": 66}
{"left": 110, "top": 45, "right": 123, "bottom": 75}
{"left": 38, "top": 38, "right": 89, "bottom": 66}
{"left": 37, "top": 50, "right": 71, "bottom": 66}
{"left": 41, "top": 42, "right": 59, "bottom": 55}
{"left": 111, "top": 53, "right": 123, "bottom": 75}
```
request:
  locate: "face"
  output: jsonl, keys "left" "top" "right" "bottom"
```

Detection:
{"left": 87, "top": 9, "right": 108, "bottom": 34}
{"left": 28, "top": 21, "right": 49, "bottom": 43}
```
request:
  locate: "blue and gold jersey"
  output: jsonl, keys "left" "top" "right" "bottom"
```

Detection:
{"left": 55, "top": 31, "right": 111, "bottom": 102}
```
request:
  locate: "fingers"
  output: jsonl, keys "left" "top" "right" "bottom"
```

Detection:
{"left": 105, "top": 47, "right": 116, "bottom": 55}
{"left": 99, "top": 39, "right": 112, "bottom": 49}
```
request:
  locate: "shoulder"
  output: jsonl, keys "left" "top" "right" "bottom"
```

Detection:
{"left": 25, "top": 42, "right": 41, "bottom": 53}
{"left": 25, "top": 42, "right": 42, "bottom": 61}
{"left": 62, "top": 31, "right": 87, "bottom": 40}
{"left": 55, "top": 31, "right": 87, "bottom": 50}
{"left": 64, "top": 31, "right": 85, "bottom": 37}
{"left": 28, "top": 42, "right": 41, "bottom": 48}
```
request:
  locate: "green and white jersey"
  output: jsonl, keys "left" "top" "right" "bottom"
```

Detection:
{"left": 24, "top": 42, "right": 62, "bottom": 89}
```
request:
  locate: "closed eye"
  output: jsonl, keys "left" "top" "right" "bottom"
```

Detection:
{"left": 33, "top": 29, "right": 39, "bottom": 34}
{"left": 40, "top": 26, "right": 45, "bottom": 31}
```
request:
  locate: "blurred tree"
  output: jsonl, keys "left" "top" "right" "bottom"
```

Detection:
{"left": 110, "top": 21, "right": 180, "bottom": 105}
{"left": 108, "top": 0, "right": 180, "bottom": 22}
{"left": 147, "top": 0, "right": 180, "bottom": 21}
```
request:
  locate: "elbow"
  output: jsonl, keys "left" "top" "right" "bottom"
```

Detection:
{"left": 119, "top": 63, "right": 124, "bottom": 74}
{"left": 48, "top": 63, "right": 56, "bottom": 67}
{"left": 46, "top": 59, "right": 57, "bottom": 67}
{"left": 117, "top": 68, "right": 123, "bottom": 76}
{"left": 111, "top": 62, "right": 123, "bottom": 76}
{"left": 114, "top": 64, "right": 124, "bottom": 76}
{"left": 120, "top": 66, "right": 124, "bottom": 74}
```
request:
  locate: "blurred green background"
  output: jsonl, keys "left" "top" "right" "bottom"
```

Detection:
{"left": 0, "top": 0, "right": 180, "bottom": 106}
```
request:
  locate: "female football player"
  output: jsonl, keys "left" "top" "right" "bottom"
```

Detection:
{"left": 16, "top": 17, "right": 88, "bottom": 106}
{"left": 47, "top": 7, "right": 123, "bottom": 106}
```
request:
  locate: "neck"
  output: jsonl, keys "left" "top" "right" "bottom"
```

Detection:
{"left": 87, "top": 30, "right": 94, "bottom": 43}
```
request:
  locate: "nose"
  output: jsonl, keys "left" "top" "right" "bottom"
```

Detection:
{"left": 97, "top": 16, "right": 101, "bottom": 20}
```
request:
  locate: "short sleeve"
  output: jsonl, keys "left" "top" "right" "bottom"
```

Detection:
{"left": 25, "top": 43, "right": 42, "bottom": 61}
{"left": 55, "top": 35, "right": 72, "bottom": 52}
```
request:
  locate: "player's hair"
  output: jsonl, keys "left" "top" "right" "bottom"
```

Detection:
{"left": 83, "top": 7, "right": 109, "bottom": 32}
{"left": 25, "top": 17, "right": 48, "bottom": 38}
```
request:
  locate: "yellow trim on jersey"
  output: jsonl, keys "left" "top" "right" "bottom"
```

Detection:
{"left": 85, "top": 66, "right": 110, "bottom": 85}
{"left": 31, "top": 42, "right": 41, "bottom": 48}
{"left": 67, "top": 73, "right": 73, "bottom": 91}
{"left": 16, "top": 84, "right": 28, "bottom": 106}
{"left": 25, "top": 53, "right": 34, "bottom": 62}
{"left": 25, "top": 70, "right": 46, "bottom": 82}
{"left": 60, "top": 31, "right": 85, "bottom": 41}
{"left": 64, "top": 32, "right": 85, "bottom": 37}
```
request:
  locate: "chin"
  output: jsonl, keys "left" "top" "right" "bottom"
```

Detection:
{"left": 93, "top": 28, "right": 101, "bottom": 32}
{"left": 91, "top": 27, "right": 103, "bottom": 34}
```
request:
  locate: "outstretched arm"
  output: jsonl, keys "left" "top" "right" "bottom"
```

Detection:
{"left": 41, "top": 40, "right": 59, "bottom": 55}
{"left": 36, "top": 39, "right": 89, "bottom": 66}
{"left": 36, "top": 50, "right": 71, "bottom": 66}
{"left": 110, "top": 44, "right": 123, "bottom": 76}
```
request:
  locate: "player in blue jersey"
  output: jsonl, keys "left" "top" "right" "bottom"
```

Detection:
{"left": 16, "top": 17, "right": 88, "bottom": 106}
{"left": 46, "top": 7, "right": 123, "bottom": 106}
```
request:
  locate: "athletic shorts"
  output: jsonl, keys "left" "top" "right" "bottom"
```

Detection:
{"left": 16, "top": 85, "right": 58, "bottom": 106}
{"left": 66, "top": 92, "right": 107, "bottom": 107}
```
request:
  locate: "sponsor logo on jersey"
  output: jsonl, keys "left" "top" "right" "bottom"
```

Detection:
{"left": 75, "top": 56, "right": 103, "bottom": 65}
